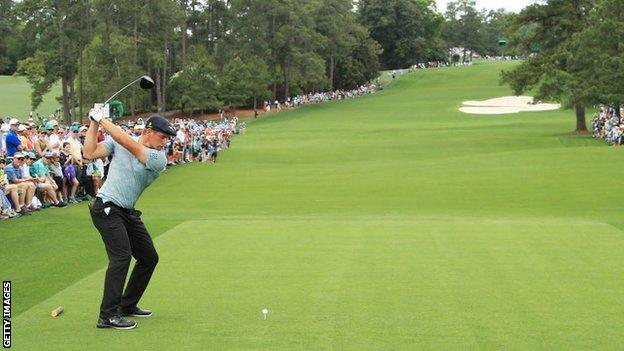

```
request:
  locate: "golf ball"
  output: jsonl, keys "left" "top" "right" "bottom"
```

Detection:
{"left": 262, "top": 308, "right": 269, "bottom": 314}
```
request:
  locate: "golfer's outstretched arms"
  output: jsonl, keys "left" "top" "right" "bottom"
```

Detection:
{"left": 84, "top": 119, "right": 148, "bottom": 164}
{"left": 83, "top": 121, "right": 110, "bottom": 160}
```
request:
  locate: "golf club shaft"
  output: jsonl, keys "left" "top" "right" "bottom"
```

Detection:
{"left": 103, "top": 76, "right": 143, "bottom": 105}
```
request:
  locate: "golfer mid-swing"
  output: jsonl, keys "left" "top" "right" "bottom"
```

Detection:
{"left": 84, "top": 106, "right": 176, "bottom": 330}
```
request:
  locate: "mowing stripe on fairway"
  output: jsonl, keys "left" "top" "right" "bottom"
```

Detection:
{"left": 12, "top": 216, "right": 624, "bottom": 350}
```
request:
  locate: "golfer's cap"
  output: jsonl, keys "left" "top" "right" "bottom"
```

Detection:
{"left": 13, "top": 152, "right": 25, "bottom": 159}
{"left": 79, "top": 126, "right": 88, "bottom": 132}
{"left": 9, "top": 118, "right": 19, "bottom": 125}
{"left": 43, "top": 151, "right": 54, "bottom": 158}
{"left": 70, "top": 125, "right": 80, "bottom": 132}
{"left": 145, "top": 115, "right": 176, "bottom": 137}
{"left": 17, "top": 124, "right": 27, "bottom": 132}
{"left": 26, "top": 152, "right": 36, "bottom": 159}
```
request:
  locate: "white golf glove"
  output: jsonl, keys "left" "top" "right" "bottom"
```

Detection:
{"left": 89, "top": 103, "right": 109, "bottom": 122}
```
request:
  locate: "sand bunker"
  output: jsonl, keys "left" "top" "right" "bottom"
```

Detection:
{"left": 459, "top": 96, "right": 560, "bottom": 115}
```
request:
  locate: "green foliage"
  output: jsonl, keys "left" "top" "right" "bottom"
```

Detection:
{"left": 5, "top": 0, "right": 556, "bottom": 116}
{"left": 359, "top": 0, "right": 443, "bottom": 69}
{"left": 12, "top": 0, "right": 91, "bottom": 122}
{"left": 220, "top": 55, "right": 271, "bottom": 107}
{"left": 0, "top": 0, "right": 15, "bottom": 74}
{"left": 500, "top": 0, "right": 596, "bottom": 131}
{"left": 334, "top": 27, "right": 382, "bottom": 90}
{"left": 479, "top": 9, "right": 513, "bottom": 56}
{"left": 14, "top": 54, "right": 55, "bottom": 109}
{"left": 568, "top": 0, "right": 624, "bottom": 107}
{"left": 167, "top": 45, "right": 221, "bottom": 113}
{"left": 442, "top": 0, "right": 483, "bottom": 61}
{"left": 221, "top": 57, "right": 253, "bottom": 107}
{"left": 80, "top": 34, "right": 136, "bottom": 108}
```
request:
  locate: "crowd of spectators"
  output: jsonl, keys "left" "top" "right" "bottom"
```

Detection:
{"left": 0, "top": 115, "right": 244, "bottom": 220}
{"left": 262, "top": 82, "right": 379, "bottom": 113}
{"left": 1, "top": 80, "right": 381, "bottom": 221}
{"left": 591, "top": 106, "right": 624, "bottom": 145}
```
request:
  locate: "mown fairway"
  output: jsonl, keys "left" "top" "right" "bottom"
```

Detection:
{"left": 0, "top": 75, "right": 61, "bottom": 120}
{"left": 3, "top": 61, "right": 624, "bottom": 350}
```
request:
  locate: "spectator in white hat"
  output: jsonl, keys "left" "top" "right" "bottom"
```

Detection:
{"left": 5, "top": 118, "right": 23, "bottom": 158}
{"left": 17, "top": 124, "right": 30, "bottom": 153}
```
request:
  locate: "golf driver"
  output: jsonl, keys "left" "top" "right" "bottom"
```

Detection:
{"left": 91, "top": 75, "right": 154, "bottom": 120}
{"left": 104, "top": 75, "right": 154, "bottom": 104}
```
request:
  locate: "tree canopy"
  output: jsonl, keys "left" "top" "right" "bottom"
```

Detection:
{"left": 500, "top": 0, "right": 597, "bottom": 132}
{"left": 1, "top": 0, "right": 520, "bottom": 120}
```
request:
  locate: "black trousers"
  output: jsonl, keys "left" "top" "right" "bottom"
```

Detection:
{"left": 89, "top": 197, "right": 159, "bottom": 318}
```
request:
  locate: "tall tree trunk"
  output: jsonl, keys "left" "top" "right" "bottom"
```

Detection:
{"left": 162, "top": 41, "right": 168, "bottom": 112}
{"left": 253, "top": 96, "right": 258, "bottom": 118}
{"left": 103, "top": 5, "right": 111, "bottom": 55}
{"left": 131, "top": 0, "right": 138, "bottom": 116}
{"left": 57, "top": 11, "right": 70, "bottom": 123}
{"left": 271, "top": 11, "right": 277, "bottom": 100}
{"left": 283, "top": 64, "right": 289, "bottom": 102}
{"left": 155, "top": 69, "right": 163, "bottom": 112}
{"left": 147, "top": 60, "right": 153, "bottom": 110}
{"left": 208, "top": 1, "right": 213, "bottom": 51}
{"left": 181, "top": 0, "right": 187, "bottom": 66}
{"left": 283, "top": 34, "right": 294, "bottom": 100}
{"left": 79, "top": 49, "right": 83, "bottom": 121}
{"left": 329, "top": 53, "right": 334, "bottom": 90}
{"left": 69, "top": 76, "right": 75, "bottom": 122}
{"left": 575, "top": 105, "right": 587, "bottom": 132}
{"left": 61, "top": 75, "right": 70, "bottom": 124}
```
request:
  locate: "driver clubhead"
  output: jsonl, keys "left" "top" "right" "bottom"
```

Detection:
{"left": 140, "top": 76, "right": 155, "bottom": 89}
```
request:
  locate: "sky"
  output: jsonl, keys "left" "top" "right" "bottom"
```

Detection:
{"left": 434, "top": 0, "right": 539, "bottom": 13}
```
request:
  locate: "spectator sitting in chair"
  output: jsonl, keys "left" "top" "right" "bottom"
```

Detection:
{"left": 49, "top": 152, "right": 65, "bottom": 202}
{"left": 61, "top": 141, "right": 80, "bottom": 204}
{"left": 4, "top": 152, "right": 36, "bottom": 214}
{"left": 0, "top": 158, "right": 22, "bottom": 218}
{"left": 30, "top": 151, "right": 67, "bottom": 208}
{"left": 45, "top": 125, "right": 62, "bottom": 155}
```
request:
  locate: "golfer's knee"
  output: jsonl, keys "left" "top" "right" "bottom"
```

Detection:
{"left": 144, "top": 251, "right": 159, "bottom": 267}
{"left": 110, "top": 252, "right": 132, "bottom": 267}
